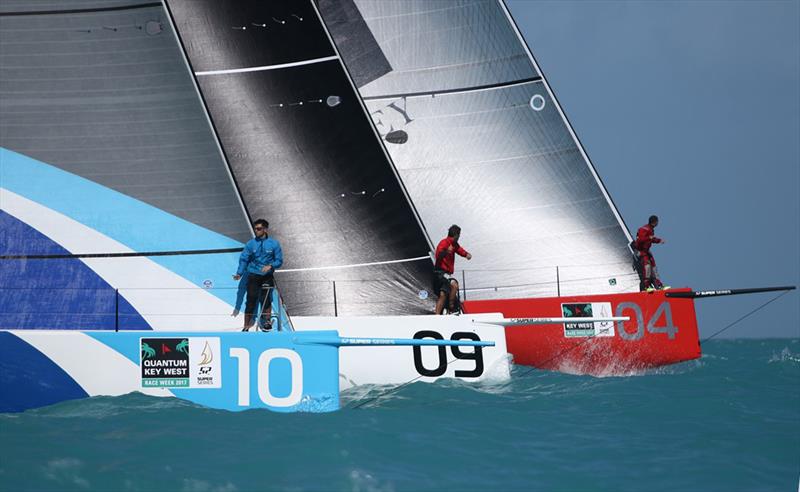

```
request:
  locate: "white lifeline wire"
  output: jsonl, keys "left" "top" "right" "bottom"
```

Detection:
{"left": 276, "top": 256, "right": 430, "bottom": 273}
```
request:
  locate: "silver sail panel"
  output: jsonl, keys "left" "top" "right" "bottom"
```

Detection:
{"left": 320, "top": 0, "right": 639, "bottom": 297}
{"left": 163, "top": 0, "right": 435, "bottom": 315}
{"left": 321, "top": 0, "right": 538, "bottom": 97}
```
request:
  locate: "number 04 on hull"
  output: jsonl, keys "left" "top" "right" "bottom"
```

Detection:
{"left": 464, "top": 289, "right": 702, "bottom": 375}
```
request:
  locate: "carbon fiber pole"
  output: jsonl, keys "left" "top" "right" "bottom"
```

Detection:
{"left": 666, "top": 286, "right": 796, "bottom": 299}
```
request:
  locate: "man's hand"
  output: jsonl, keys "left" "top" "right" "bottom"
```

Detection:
{"left": 233, "top": 274, "right": 241, "bottom": 281}
{"left": 261, "top": 265, "right": 273, "bottom": 273}
{"left": 231, "top": 309, "right": 240, "bottom": 317}
{"left": 466, "top": 253, "right": 472, "bottom": 260}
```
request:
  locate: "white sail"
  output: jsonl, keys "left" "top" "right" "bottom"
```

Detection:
{"left": 319, "top": 0, "right": 640, "bottom": 298}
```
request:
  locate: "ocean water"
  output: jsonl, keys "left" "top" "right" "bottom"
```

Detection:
{"left": 1, "top": 339, "right": 798, "bottom": 492}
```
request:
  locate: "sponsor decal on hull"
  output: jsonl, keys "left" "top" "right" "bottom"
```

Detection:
{"left": 561, "top": 302, "right": 615, "bottom": 338}
{"left": 140, "top": 337, "right": 221, "bottom": 389}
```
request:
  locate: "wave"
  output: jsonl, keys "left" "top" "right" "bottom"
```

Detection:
{"left": 768, "top": 347, "right": 800, "bottom": 364}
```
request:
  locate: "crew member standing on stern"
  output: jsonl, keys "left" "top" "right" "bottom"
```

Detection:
{"left": 233, "top": 219, "right": 283, "bottom": 331}
{"left": 433, "top": 224, "right": 472, "bottom": 314}
{"left": 634, "top": 215, "right": 667, "bottom": 292}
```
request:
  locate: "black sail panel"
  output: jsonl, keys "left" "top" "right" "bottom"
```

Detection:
{"left": 164, "top": 0, "right": 333, "bottom": 72}
{"left": 316, "top": 0, "right": 393, "bottom": 87}
{"left": 164, "top": 0, "right": 434, "bottom": 315}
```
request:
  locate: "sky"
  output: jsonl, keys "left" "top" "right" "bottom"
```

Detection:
{"left": 506, "top": 0, "right": 799, "bottom": 338}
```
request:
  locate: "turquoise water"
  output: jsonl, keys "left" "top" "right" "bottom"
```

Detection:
{"left": 1, "top": 339, "right": 798, "bottom": 492}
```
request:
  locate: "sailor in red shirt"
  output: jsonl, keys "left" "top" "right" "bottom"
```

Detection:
{"left": 433, "top": 225, "right": 472, "bottom": 314}
{"left": 634, "top": 215, "right": 666, "bottom": 291}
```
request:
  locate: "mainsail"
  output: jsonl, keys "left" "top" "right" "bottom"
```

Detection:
{"left": 162, "top": 0, "right": 436, "bottom": 316}
{"left": 318, "top": 0, "right": 638, "bottom": 298}
{"left": 0, "top": 1, "right": 251, "bottom": 329}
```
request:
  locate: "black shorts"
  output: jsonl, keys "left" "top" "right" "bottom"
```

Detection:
{"left": 433, "top": 270, "right": 454, "bottom": 295}
{"left": 245, "top": 273, "right": 275, "bottom": 316}
{"left": 257, "top": 274, "right": 275, "bottom": 289}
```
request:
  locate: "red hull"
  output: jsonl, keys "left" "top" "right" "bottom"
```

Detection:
{"left": 463, "top": 288, "right": 701, "bottom": 375}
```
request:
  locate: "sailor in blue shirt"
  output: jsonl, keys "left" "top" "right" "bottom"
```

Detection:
{"left": 233, "top": 219, "right": 283, "bottom": 331}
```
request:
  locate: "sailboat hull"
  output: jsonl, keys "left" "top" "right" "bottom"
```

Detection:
{"left": 464, "top": 289, "right": 701, "bottom": 375}
{"left": 0, "top": 316, "right": 510, "bottom": 413}
{"left": 293, "top": 314, "right": 511, "bottom": 388}
{"left": 0, "top": 330, "right": 340, "bottom": 413}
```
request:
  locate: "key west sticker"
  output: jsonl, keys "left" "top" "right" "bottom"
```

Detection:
{"left": 140, "top": 337, "right": 221, "bottom": 388}
{"left": 561, "top": 303, "right": 615, "bottom": 338}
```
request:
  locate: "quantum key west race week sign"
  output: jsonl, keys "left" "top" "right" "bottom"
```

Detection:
{"left": 140, "top": 337, "right": 221, "bottom": 388}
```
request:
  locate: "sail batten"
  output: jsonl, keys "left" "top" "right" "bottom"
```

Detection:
{"left": 194, "top": 55, "right": 340, "bottom": 76}
{"left": 360, "top": 76, "right": 542, "bottom": 101}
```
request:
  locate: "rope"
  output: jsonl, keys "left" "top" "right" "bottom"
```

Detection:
{"left": 0, "top": 247, "right": 243, "bottom": 260}
{"left": 699, "top": 290, "right": 793, "bottom": 344}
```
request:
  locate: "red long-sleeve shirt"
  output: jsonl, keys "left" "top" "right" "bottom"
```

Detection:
{"left": 635, "top": 224, "right": 662, "bottom": 254}
{"left": 434, "top": 237, "right": 469, "bottom": 274}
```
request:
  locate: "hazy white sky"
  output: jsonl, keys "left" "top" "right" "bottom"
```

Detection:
{"left": 507, "top": 0, "right": 799, "bottom": 338}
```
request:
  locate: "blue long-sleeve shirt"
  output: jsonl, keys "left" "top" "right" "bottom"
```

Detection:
{"left": 237, "top": 236, "right": 283, "bottom": 276}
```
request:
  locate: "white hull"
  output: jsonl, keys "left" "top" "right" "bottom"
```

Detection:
{"left": 293, "top": 313, "right": 511, "bottom": 388}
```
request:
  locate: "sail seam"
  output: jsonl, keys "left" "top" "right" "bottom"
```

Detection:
{"left": 194, "top": 56, "right": 339, "bottom": 76}
{"left": 361, "top": 76, "right": 542, "bottom": 101}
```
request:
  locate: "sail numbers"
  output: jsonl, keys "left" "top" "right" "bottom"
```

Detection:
{"left": 230, "top": 348, "right": 303, "bottom": 407}
{"left": 412, "top": 331, "right": 484, "bottom": 378}
{"left": 614, "top": 302, "right": 679, "bottom": 341}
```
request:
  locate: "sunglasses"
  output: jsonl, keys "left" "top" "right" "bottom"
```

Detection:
{"left": 254, "top": 226, "right": 265, "bottom": 230}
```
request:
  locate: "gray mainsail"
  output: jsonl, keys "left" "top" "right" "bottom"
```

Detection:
{"left": 319, "top": 0, "right": 638, "bottom": 298}
{"left": 0, "top": 1, "right": 252, "bottom": 330}
{"left": 0, "top": 1, "right": 250, "bottom": 241}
